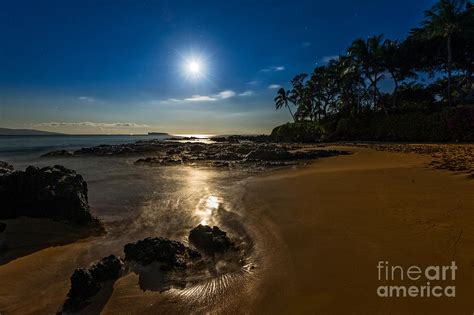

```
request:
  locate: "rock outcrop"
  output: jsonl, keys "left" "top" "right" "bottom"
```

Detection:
{"left": 189, "top": 224, "right": 235, "bottom": 254}
{"left": 62, "top": 255, "right": 123, "bottom": 312}
{"left": 124, "top": 237, "right": 201, "bottom": 270}
{"left": 89, "top": 255, "right": 124, "bottom": 282}
{"left": 63, "top": 268, "right": 101, "bottom": 312}
{"left": 61, "top": 225, "right": 239, "bottom": 312}
{"left": 0, "top": 161, "right": 14, "bottom": 175}
{"left": 41, "top": 149, "right": 73, "bottom": 157}
{"left": 0, "top": 165, "right": 96, "bottom": 224}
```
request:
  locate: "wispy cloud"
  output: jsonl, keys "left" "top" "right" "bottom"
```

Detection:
{"left": 78, "top": 96, "right": 95, "bottom": 102}
{"left": 184, "top": 90, "right": 236, "bottom": 102}
{"left": 36, "top": 122, "right": 149, "bottom": 128}
{"left": 268, "top": 84, "right": 281, "bottom": 89}
{"left": 239, "top": 90, "right": 254, "bottom": 96}
{"left": 260, "top": 66, "right": 285, "bottom": 72}
{"left": 215, "top": 90, "right": 236, "bottom": 99}
{"left": 162, "top": 89, "right": 254, "bottom": 103}
{"left": 184, "top": 95, "right": 219, "bottom": 102}
{"left": 320, "top": 55, "right": 339, "bottom": 64}
{"left": 247, "top": 80, "right": 259, "bottom": 86}
{"left": 301, "top": 41, "right": 312, "bottom": 47}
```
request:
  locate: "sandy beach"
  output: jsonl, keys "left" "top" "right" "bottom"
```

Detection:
{"left": 244, "top": 145, "right": 474, "bottom": 314}
{"left": 0, "top": 145, "right": 473, "bottom": 314}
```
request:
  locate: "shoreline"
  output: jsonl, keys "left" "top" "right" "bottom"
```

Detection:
{"left": 0, "top": 144, "right": 473, "bottom": 313}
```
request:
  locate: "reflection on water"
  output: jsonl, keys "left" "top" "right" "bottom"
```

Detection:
{"left": 121, "top": 166, "right": 232, "bottom": 242}
{"left": 195, "top": 195, "right": 221, "bottom": 226}
{"left": 0, "top": 151, "right": 260, "bottom": 313}
{"left": 173, "top": 134, "right": 215, "bottom": 139}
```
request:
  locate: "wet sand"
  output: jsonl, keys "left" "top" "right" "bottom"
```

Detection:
{"left": 1, "top": 145, "right": 473, "bottom": 314}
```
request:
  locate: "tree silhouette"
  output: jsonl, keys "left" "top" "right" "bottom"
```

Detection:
{"left": 274, "top": 88, "right": 296, "bottom": 122}
{"left": 411, "top": 0, "right": 468, "bottom": 106}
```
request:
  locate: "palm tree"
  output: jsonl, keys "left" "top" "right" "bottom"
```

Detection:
{"left": 349, "top": 35, "right": 386, "bottom": 111}
{"left": 289, "top": 74, "right": 309, "bottom": 120}
{"left": 274, "top": 88, "right": 296, "bottom": 122}
{"left": 412, "top": 0, "right": 468, "bottom": 106}
{"left": 333, "top": 55, "right": 365, "bottom": 115}
{"left": 383, "top": 39, "right": 415, "bottom": 109}
{"left": 310, "top": 64, "right": 339, "bottom": 119}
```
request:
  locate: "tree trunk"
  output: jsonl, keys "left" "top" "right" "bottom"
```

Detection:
{"left": 392, "top": 74, "right": 399, "bottom": 109}
{"left": 371, "top": 76, "right": 377, "bottom": 109}
{"left": 447, "top": 34, "right": 452, "bottom": 107}
{"left": 287, "top": 105, "right": 296, "bottom": 122}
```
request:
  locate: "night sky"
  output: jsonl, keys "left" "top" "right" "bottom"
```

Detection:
{"left": 0, "top": 0, "right": 436, "bottom": 134}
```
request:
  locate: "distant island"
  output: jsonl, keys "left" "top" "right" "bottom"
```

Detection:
{"left": 0, "top": 128, "right": 65, "bottom": 136}
{"left": 148, "top": 132, "right": 170, "bottom": 136}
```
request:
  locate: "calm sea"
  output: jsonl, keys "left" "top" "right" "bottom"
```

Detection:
{"left": 0, "top": 134, "right": 169, "bottom": 158}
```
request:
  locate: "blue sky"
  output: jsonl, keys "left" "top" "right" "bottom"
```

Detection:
{"left": 0, "top": 0, "right": 436, "bottom": 134}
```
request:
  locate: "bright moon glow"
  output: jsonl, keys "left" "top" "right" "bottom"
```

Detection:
{"left": 188, "top": 61, "right": 201, "bottom": 73}
{"left": 182, "top": 55, "right": 206, "bottom": 80}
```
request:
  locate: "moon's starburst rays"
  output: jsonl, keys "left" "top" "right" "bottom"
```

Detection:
{"left": 173, "top": 48, "right": 220, "bottom": 87}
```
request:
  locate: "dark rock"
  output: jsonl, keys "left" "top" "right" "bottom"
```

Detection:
{"left": 0, "top": 240, "right": 7, "bottom": 252}
{"left": 188, "top": 144, "right": 206, "bottom": 152}
{"left": 0, "top": 165, "right": 96, "bottom": 224}
{"left": 189, "top": 224, "right": 235, "bottom": 254}
{"left": 245, "top": 147, "right": 292, "bottom": 161}
{"left": 124, "top": 237, "right": 201, "bottom": 269}
{"left": 0, "top": 161, "right": 14, "bottom": 175}
{"left": 209, "top": 150, "right": 242, "bottom": 161}
{"left": 63, "top": 268, "right": 100, "bottom": 312}
{"left": 232, "top": 145, "right": 254, "bottom": 155}
{"left": 0, "top": 222, "right": 6, "bottom": 233}
{"left": 89, "top": 255, "right": 123, "bottom": 282}
{"left": 41, "top": 149, "right": 73, "bottom": 157}
{"left": 134, "top": 156, "right": 183, "bottom": 166}
{"left": 210, "top": 135, "right": 270, "bottom": 143}
{"left": 41, "top": 138, "right": 350, "bottom": 172}
{"left": 62, "top": 255, "right": 123, "bottom": 312}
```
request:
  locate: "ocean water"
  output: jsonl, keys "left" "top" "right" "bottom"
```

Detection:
{"left": 0, "top": 134, "right": 260, "bottom": 313}
{"left": 0, "top": 134, "right": 170, "bottom": 157}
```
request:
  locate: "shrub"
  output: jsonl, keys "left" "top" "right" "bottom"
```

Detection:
{"left": 271, "top": 121, "right": 324, "bottom": 142}
{"left": 273, "top": 105, "right": 474, "bottom": 142}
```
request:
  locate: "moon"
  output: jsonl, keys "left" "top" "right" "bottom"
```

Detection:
{"left": 188, "top": 61, "right": 201, "bottom": 74}
{"left": 183, "top": 57, "right": 205, "bottom": 79}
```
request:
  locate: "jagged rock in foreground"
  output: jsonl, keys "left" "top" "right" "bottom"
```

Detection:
{"left": 0, "top": 222, "right": 7, "bottom": 252}
{"left": 0, "top": 165, "right": 97, "bottom": 224}
{"left": 189, "top": 224, "right": 235, "bottom": 254}
{"left": 0, "top": 161, "right": 14, "bottom": 174}
{"left": 62, "top": 226, "right": 239, "bottom": 312}
{"left": 89, "top": 255, "right": 124, "bottom": 282}
{"left": 62, "top": 268, "right": 101, "bottom": 312}
{"left": 62, "top": 255, "right": 123, "bottom": 313}
{"left": 124, "top": 237, "right": 201, "bottom": 270}
{"left": 0, "top": 223, "right": 6, "bottom": 233}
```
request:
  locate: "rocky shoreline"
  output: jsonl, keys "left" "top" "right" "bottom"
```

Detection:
{"left": 62, "top": 224, "right": 241, "bottom": 313}
{"left": 351, "top": 143, "right": 474, "bottom": 175}
{"left": 43, "top": 138, "right": 350, "bottom": 170}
